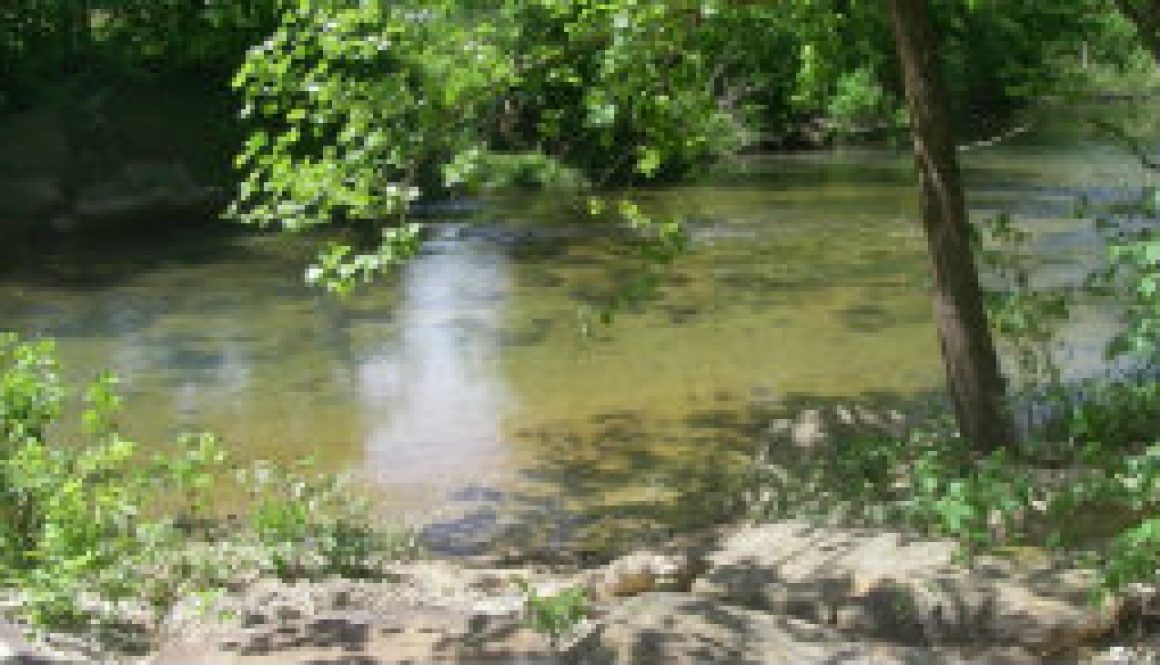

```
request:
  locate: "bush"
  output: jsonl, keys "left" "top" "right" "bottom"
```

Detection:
{"left": 752, "top": 414, "right": 1160, "bottom": 591}
{"left": 0, "top": 333, "right": 415, "bottom": 631}
{"left": 823, "top": 67, "right": 902, "bottom": 141}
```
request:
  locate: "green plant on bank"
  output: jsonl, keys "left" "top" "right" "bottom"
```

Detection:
{"left": 0, "top": 333, "right": 414, "bottom": 631}
{"left": 514, "top": 578, "right": 589, "bottom": 653}
{"left": 1099, "top": 210, "right": 1160, "bottom": 362}
{"left": 1033, "top": 374, "right": 1160, "bottom": 446}
{"left": 970, "top": 156, "right": 1160, "bottom": 446}
{"left": 754, "top": 422, "right": 1160, "bottom": 579}
{"left": 978, "top": 212, "right": 1072, "bottom": 396}
{"left": 241, "top": 459, "right": 415, "bottom": 580}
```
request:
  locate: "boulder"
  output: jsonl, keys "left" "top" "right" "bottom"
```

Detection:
{"left": 583, "top": 549, "right": 699, "bottom": 599}
{"left": 690, "top": 521, "right": 1119, "bottom": 655}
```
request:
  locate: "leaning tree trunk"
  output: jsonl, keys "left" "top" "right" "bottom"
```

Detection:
{"left": 887, "top": 0, "right": 1012, "bottom": 452}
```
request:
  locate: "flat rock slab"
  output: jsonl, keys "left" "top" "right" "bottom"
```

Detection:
{"left": 152, "top": 607, "right": 555, "bottom": 664}
{"left": 0, "top": 622, "right": 86, "bottom": 665}
{"left": 151, "top": 593, "right": 1046, "bottom": 665}
{"left": 574, "top": 593, "right": 1039, "bottom": 664}
{"left": 691, "top": 521, "right": 1117, "bottom": 654}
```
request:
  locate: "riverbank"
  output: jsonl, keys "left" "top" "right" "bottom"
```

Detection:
{"left": 4, "top": 518, "right": 1156, "bottom": 664}
{"left": 6, "top": 365, "right": 1160, "bottom": 664}
{"left": 5, "top": 397, "right": 1160, "bottom": 664}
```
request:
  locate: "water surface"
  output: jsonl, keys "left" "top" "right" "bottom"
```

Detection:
{"left": 1, "top": 103, "right": 1153, "bottom": 553}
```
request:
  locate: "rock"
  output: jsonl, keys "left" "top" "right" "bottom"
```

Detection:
{"left": 0, "top": 622, "right": 86, "bottom": 665}
{"left": 1089, "top": 644, "right": 1160, "bottom": 664}
{"left": 690, "top": 521, "right": 1119, "bottom": 654}
{"left": 791, "top": 409, "right": 827, "bottom": 448}
{"left": 835, "top": 404, "right": 857, "bottom": 425}
{"left": 152, "top": 606, "right": 553, "bottom": 665}
{"left": 584, "top": 550, "right": 698, "bottom": 599}
{"left": 765, "top": 405, "right": 910, "bottom": 452}
{"left": 151, "top": 565, "right": 581, "bottom": 663}
{"left": 240, "top": 610, "right": 266, "bottom": 628}
{"left": 272, "top": 604, "right": 303, "bottom": 624}
{"left": 571, "top": 592, "right": 1038, "bottom": 664}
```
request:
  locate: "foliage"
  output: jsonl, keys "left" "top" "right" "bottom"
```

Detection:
{"left": 823, "top": 67, "right": 903, "bottom": 140}
{"left": 240, "top": 460, "right": 410, "bottom": 580}
{"left": 759, "top": 0, "right": 1130, "bottom": 142}
{"left": 754, "top": 419, "right": 1160, "bottom": 589}
{"left": 0, "top": 333, "right": 413, "bottom": 630}
{"left": 1, "top": 336, "right": 146, "bottom": 626}
{"left": 1112, "top": 0, "right": 1160, "bottom": 63}
{"left": 514, "top": 578, "right": 589, "bottom": 651}
{"left": 304, "top": 224, "right": 423, "bottom": 296}
{"left": 758, "top": 424, "right": 1038, "bottom": 554}
{"left": 577, "top": 197, "right": 689, "bottom": 335}
{"left": 226, "top": 0, "right": 746, "bottom": 289}
{"left": 975, "top": 211, "right": 1074, "bottom": 437}
{"left": 217, "top": 0, "right": 1146, "bottom": 292}
{"left": 0, "top": 0, "right": 281, "bottom": 113}
{"left": 1040, "top": 376, "right": 1160, "bottom": 446}
{"left": 1103, "top": 518, "right": 1160, "bottom": 593}
{"left": 1105, "top": 224, "right": 1160, "bottom": 360}
{"left": 454, "top": 150, "right": 588, "bottom": 192}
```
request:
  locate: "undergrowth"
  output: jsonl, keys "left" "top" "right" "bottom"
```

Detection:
{"left": 751, "top": 417, "right": 1160, "bottom": 593}
{"left": 0, "top": 333, "right": 418, "bottom": 632}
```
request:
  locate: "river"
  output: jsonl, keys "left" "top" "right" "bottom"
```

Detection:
{"left": 0, "top": 102, "right": 1154, "bottom": 555}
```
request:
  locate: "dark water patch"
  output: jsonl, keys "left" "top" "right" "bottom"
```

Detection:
{"left": 497, "top": 318, "right": 554, "bottom": 349}
{"left": 837, "top": 303, "right": 899, "bottom": 334}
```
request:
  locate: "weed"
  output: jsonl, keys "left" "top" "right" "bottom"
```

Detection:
{"left": 514, "top": 578, "right": 589, "bottom": 652}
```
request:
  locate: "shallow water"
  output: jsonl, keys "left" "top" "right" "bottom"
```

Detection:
{"left": 1, "top": 103, "right": 1154, "bottom": 554}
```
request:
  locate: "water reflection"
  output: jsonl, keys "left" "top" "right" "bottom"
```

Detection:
{"left": 356, "top": 239, "right": 515, "bottom": 501}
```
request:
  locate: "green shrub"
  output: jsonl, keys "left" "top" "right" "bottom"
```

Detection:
{"left": 514, "top": 578, "right": 589, "bottom": 652}
{"left": 754, "top": 414, "right": 1160, "bottom": 590}
{"left": 823, "top": 67, "right": 902, "bottom": 141}
{"left": 0, "top": 333, "right": 414, "bottom": 631}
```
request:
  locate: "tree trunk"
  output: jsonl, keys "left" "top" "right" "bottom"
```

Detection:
{"left": 887, "top": 0, "right": 1012, "bottom": 451}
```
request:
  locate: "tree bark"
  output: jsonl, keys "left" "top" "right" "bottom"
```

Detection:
{"left": 887, "top": 0, "right": 1012, "bottom": 451}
